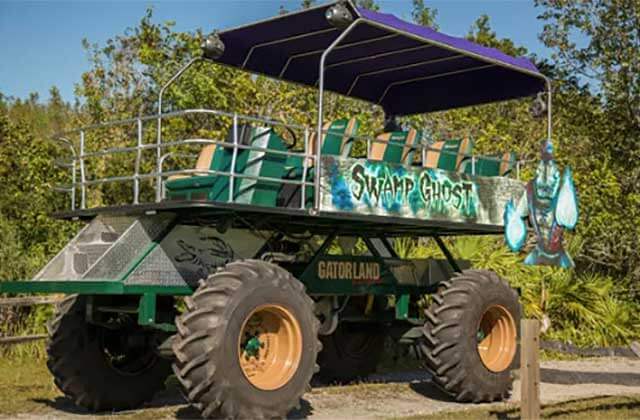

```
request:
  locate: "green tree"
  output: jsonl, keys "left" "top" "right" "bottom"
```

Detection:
{"left": 0, "top": 104, "right": 77, "bottom": 277}
{"left": 467, "top": 14, "right": 526, "bottom": 56}
{"left": 354, "top": 0, "right": 379, "bottom": 11}
{"left": 536, "top": 0, "right": 640, "bottom": 283}
{"left": 537, "top": 0, "right": 640, "bottom": 170}
{"left": 300, "top": 0, "right": 315, "bottom": 9}
{"left": 411, "top": 0, "right": 438, "bottom": 29}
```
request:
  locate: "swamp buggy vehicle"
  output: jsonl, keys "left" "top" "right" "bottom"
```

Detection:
{"left": 1, "top": 2, "right": 554, "bottom": 418}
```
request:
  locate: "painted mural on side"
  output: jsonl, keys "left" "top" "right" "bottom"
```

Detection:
{"left": 320, "top": 156, "right": 525, "bottom": 227}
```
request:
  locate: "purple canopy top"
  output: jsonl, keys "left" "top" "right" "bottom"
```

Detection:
{"left": 215, "top": 2, "right": 547, "bottom": 115}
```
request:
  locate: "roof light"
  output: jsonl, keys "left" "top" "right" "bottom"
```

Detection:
{"left": 325, "top": 3, "right": 353, "bottom": 29}
{"left": 202, "top": 32, "right": 225, "bottom": 60}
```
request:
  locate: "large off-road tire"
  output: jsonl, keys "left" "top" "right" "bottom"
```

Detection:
{"left": 46, "top": 295, "right": 172, "bottom": 411}
{"left": 173, "top": 260, "right": 320, "bottom": 419}
{"left": 420, "top": 269, "right": 521, "bottom": 403}
{"left": 316, "top": 322, "right": 386, "bottom": 384}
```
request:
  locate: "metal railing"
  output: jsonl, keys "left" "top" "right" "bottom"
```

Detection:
{"left": 52, "top": 108, "right": 530, "bottom": 213}
{"left": 53, "top": 109, "right": 316, "bottom": 211}
{"left": 349, "top": 131, "right": 532, "bottom": 179}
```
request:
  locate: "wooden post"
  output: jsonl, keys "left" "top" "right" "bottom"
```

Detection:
{"left": 521, "top": 319, "right": 541, "bottom": 419}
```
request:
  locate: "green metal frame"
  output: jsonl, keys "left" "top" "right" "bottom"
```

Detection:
{"left": 0, "top": 280, "right": 192, "bottom": 296}
{"left": 289, "top": 233, "right": 466, "bottom": 322}
{"left": 138, "top": 293, "right": 177, "bottom": 332}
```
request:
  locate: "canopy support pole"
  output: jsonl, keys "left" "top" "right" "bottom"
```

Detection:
{"left": 315, "top": 19, "right": 362, "bottom": 212}
{"left": 546, "top": 78, "right": 552, "bottom": 141}
{"left": 155, "top": 57, "right": 203, "bottom": 202}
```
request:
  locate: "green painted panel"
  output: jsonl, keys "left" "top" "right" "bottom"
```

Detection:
{"left": 138, "top": 293, "right": 156, "bottom": 325}
{"left": 123, "top": 284, "right": 193, "bottom": 295}
{"left": 395, "top": 294, "right": 410, "bottom": 319}
{"left": 382, "top": 131, "right": 415, "bottom": 163}
{"left": 322, "top": 119, "right": 351, "bottom": 156}
{"left": 319, "top": 156, "right": 525, "bottom": 226}
{"left": 0, "top": 280, "right": 124, "bottom": 294}
{"left": 0, "top": 281, "right": 193, "bottom": 295}
{"left": 299, "top": 255, "right": 436, "bottom": 295}
{"left": 461, "top": 152, "right": 516, "bottom": 177}
{"left": 234, "top": 129, "right": 288, "bottom": 206}
{"left": 435, "top": 139, "right": 465, "bottom": 171}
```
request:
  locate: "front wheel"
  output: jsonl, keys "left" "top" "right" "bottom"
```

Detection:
{"left": 420, "top": 269, "right": 521, "bottom": 403}
{"left": 173, "top": 260, "right": 320, "bottom": 419}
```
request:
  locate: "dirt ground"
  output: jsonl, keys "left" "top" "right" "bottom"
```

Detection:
{"left": 3, "top": 358, "right": 640, "bottom": 419}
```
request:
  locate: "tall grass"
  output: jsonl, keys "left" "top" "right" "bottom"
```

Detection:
{"left": 0, "top": 214, "right": 58, "bottom": 360}
{"left": 0, "top": 304, "right": 51, "bottom": 360}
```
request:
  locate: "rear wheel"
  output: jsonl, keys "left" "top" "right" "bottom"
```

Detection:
{"left": 47, "top": 295, "right": 171, "bottom": 411}
{"left": 420, "top": 270, "right": 520, "bottom": 402}
{"left": 173, "top": 260, "right": 320, "bottom": 419}
{"left": 316, "top": 322, "right": 386, "bottom": 384}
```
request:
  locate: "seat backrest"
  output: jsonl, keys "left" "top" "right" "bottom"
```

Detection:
{"left": 499, "top": 152, "right": 516, "bottom": 176}
{"left": 234, "top": 127, "right": 288, "bottom": 206}
{"left": 309, "top": 117, "right": 359, "bottom": 161}
{"left": 460, "top": 152, "right": 516, "bottom": 177}
{"left": 167, "top": 143, "right": 217, "bottom": 180}
{"left": 369, "top": 129, "right": 418, "bottom": 164}
{"left": 165, "top": 126, "right": 284, "bottom": 204}
{"left": 423, "top": 137, "right": 474, "bottom": 171}
{"left": 180, "top": 124, "right": 256, "bottom": 177}
{"left": 194, "top": 144, "right": 217, "bottom": 173}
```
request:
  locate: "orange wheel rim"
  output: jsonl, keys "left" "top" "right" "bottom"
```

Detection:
{"left": 476, "top": 305, "right": 517, "bottom": 372}
{"left": 238, "top": 304, "right": 302, "bottom": 390}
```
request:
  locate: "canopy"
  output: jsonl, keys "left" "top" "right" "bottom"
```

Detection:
{"left": 216, "top": 2, "right": 547, "bottom": 115}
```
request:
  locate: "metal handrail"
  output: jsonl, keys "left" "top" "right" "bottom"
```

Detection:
{"left": 156, "top": 58, "right": 202, "bottom": 202}
{"left": 58, "top": 108, "right": 522, "bottom": 167}
{"left": 79, "top": 138, "right": 314, "bottom": 160}
{"left": 57, "top": 169, "right": 316, "bottom": 188}
{"left": 53, "top": 109, "right": 321, "bottom": 211}
{"left": 51, "top": 107, "right": 532, "bottom": 213}
{"left": 51, "top": 137, "right": 78, "bottom": 210}
{"left": 53, "top": 108, "right": 309, "bottom": 138}
{"left": 75, "top": 129, "right": 526, "bottom": 168}
{"left": 159, "top": 152, "right": 198, "bottom": 199}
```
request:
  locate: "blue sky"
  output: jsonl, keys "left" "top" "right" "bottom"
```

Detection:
{"left": 0, "top": 0, "right": 551, "bottom": 102}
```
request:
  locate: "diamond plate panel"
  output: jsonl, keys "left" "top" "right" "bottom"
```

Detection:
{"left": 125, "top": 226, "right": 267, "bottom": 287}
{"left": 35, "top": 215, "right": 135, "bottom": 281}
{"left": 125, "top": 245, "right": 192, "bottom": 287}
{"left": 82, "top": 214, "right": 175, "bottom": 281}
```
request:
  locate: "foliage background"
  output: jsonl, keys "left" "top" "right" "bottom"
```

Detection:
{"left": 1, "top": 0, "right": 639, "bottom": 353}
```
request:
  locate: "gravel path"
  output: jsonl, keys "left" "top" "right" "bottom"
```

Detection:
{"left": 302, "top": 358, "right": 640, "bottom": 419}
{"left": 6, "top": 358, "right": 640, "bottom": 419}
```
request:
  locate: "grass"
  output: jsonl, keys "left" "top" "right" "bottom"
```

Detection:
{"left": 0, "top": 357, "right": 60, "bottom": 416}
{"left": 316, "top": 381, "right": 413, "bottom": 398}
{"left": 399, "top": 395, "right": 640, "bottom": 419}
{"left": 539, "top": 349, "right": 591, "bottom": 361}
{"left": 0, "top": 356, "right": 191, "bottom": 419}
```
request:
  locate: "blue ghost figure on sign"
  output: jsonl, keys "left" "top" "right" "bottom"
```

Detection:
{"left": 503, "top": 140, "right": 578, "bottom": 268}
